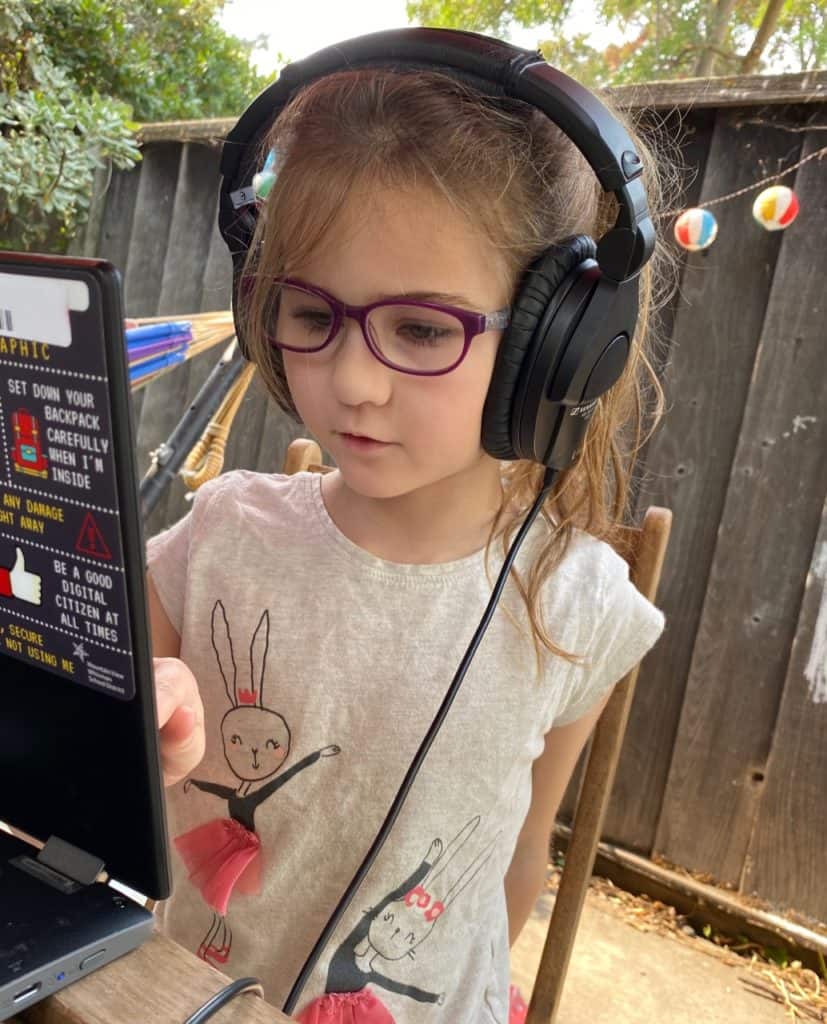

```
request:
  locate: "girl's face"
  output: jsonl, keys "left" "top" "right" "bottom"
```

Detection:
{"left": 280, "top": 187, "right": 511, "bottom": 504}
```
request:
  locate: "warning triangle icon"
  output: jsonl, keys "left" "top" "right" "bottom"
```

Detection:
{"left": 75, "top": 511, "right": 112, "bottom": 560}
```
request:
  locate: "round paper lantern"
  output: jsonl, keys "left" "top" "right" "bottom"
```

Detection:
{"left": 674, "top": 207, "right": 718, "bottom": 251}
{"left": 752, "top": 185, "right": 799, "bottom": 231}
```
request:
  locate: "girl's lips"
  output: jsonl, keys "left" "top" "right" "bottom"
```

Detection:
{"left": 338, "top": 432, "right": 393, "bottom": 451}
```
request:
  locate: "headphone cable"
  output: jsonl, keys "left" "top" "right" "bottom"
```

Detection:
{"left": 182, "top": 977, "right": 264, "bottom": 1024}
{"left": 283, "top": 465, "right": 558, "bottom": 1015}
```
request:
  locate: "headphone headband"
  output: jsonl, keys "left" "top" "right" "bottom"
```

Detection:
{"left": 218, "top": 27, "right": 654, "bottom": 282}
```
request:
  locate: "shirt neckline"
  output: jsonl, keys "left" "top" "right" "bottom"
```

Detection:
{"left": 301, "top": 471, "right": 491, "bottom": 579}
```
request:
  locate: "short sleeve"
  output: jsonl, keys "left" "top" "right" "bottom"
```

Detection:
{"left": 145, "top": 512, "right": 192, "bottom": 635}
{"left": 144, "top": 473, "right": 228, "bottom": 634}
{"left": 552, "top": 561, "right": 665, "bottom": 728}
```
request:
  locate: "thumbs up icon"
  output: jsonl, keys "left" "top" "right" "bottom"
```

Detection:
{"left": 10, "top": 547, "right": 42, "bottom": 606}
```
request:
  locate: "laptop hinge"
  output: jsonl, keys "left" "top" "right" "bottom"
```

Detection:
{"left": 10, "top": 834, "right": 106, "bottom": 894}
{"left": 37, "top": 835, "right": 105, "bottom": 885}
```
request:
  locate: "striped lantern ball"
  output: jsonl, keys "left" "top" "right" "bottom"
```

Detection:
{"left": 752, "top": 185, "right": 799, "bottom": 231}
{"left": 674, "top": 207, "right": 718, "bottom": 251}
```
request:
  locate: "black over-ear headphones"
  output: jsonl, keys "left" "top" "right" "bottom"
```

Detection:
{"left": 218, "top": 27, "right": 654, "bottom": 472}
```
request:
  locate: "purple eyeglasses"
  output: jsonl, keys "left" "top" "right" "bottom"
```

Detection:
{"left": 249, "top": 277, "right": 510, "bottom": 376}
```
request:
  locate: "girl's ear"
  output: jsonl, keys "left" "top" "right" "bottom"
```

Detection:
{"left": 211, "top": 600, "right": 238, "bottom": 707}
{"left": 249, "top": 609, "right": 270, "bottom": 709}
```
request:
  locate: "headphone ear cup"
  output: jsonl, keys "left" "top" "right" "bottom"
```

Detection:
{"left": 482, "top": 235, "right": 598, "bottom": 460}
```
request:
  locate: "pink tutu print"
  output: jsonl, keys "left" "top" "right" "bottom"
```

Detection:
{"left": 509, "top": 983, "right": 528, "bottom": 1024}
{"left": 297, "top": 989, "right": 396, "bottom": 1024}
{"left": 174, "top": 817, "right": 261, "bottom": 915}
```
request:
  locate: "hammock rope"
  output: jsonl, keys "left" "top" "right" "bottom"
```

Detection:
{"left": 129, "top": 309, "right": 259, "bottom": 491}
{"left": 179, "top": 360, "right": 256, "bottom": 490}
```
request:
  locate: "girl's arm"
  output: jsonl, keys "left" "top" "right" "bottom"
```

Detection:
{"left": 148, "top": 570, "right": 181, "bottom": 658}
{"left": 504, "top": 690, "right": 613, "bottom": 945}
{"left": 147, "top": 572, "right": 206, "bottom": 786}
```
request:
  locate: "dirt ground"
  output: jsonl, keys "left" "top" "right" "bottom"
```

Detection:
{"left": 510, "top": 865, "right": 827, "bottom": 1023}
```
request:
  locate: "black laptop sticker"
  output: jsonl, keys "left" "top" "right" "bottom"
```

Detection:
{"left": 0, "top": 270, "right": 136, "bottom": 699}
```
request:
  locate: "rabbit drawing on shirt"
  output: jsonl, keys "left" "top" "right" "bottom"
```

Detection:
{"left": 306, "top": 815, "right": 499, "bottom": 1015}
{"left": 175, "top": 599, "right": 340, "bottom": 964}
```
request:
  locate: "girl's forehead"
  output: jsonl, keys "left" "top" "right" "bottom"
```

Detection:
{"left": 289, "top": 185, "right": 510, "bottom": 304}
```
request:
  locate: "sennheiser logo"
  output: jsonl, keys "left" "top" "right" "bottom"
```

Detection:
{"left": 570, "top": 399, "right": 598, "bottom": 420}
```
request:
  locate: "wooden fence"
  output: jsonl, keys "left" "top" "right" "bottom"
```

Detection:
{"left": 71, "top": 70, "right": 827, "bottom": 927}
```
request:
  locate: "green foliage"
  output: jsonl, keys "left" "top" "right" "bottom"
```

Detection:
{"left": 406, "top": 0, "right": 826, "bottom": 86}
{"left": 0, "top": 3, "right": 140, "bottom": 251}
{"left": 0, "top": 0, "right": 270, "bottom": 252}
{"left": 764, "top": 944, "right": 791, "bottom": 968}
{"left": 32, "top": 0, "right": 271, "bottom": 122}
{"left": 762, "top": 0, "right": 827, "bottom": 73}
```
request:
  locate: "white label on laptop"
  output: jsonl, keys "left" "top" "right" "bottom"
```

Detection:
{"left": 0, "top": 273, "right": 89, "bottom": 348}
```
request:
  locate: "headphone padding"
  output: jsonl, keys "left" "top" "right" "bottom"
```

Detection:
{"left": 482, "top": 235, "right": 598, "bottom": 460}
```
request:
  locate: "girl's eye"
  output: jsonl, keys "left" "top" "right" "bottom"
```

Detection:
{"left": 293, "top": 308, "right": 332, "bottom": 334}
{"left": 406, "top": 932, "right": 416, "bottom": 945}
{"left": 383, "top": 912, "right": 394, "bottom": 923}
{"left": 266, "top": 738, "right": 281, "bottom": 750}
{"left": 231, "top": 734, "right": 242, "bottom": 745}
{"left": 396, "top": 321, "right": 456, "bottom": 347}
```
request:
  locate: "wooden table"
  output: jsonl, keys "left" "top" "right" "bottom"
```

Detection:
{"left": 15, "top": 931, "right": 293, "bottom": 1023}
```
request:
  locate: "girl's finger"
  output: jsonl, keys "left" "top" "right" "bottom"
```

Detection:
{"left": 153, "top": 658, "right": 205, "bottom": 785}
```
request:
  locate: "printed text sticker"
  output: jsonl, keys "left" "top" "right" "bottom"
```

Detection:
{"left": 0, "top": 270, "right": 136, "bottom": 699}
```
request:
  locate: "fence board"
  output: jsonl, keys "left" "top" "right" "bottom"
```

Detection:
{"left": 558, "top": 107, "right": 716, "bottom": 827}
{"left": 138, "top": 145, "right": 225, "bottom": 529}
{"left": 130, "top": 145, "right": 197, "bottom": 537}
{"left": 156, "top": 144, "right": 221, "bottom": 316}
{"left": 199, "top": 194, "right": 234, "bottom": 315}
{"left": 67, "top": 165, "right": 109, "bottom": 258}
{"left": 123, "top": 144, "right": 182, "bottom": 317}
{"left": 583, "top": 109, "right": 798, "bottom": 848}
{"left": 654, "top": 125, "right": 827, "bottom": 886}
{"left": 94, "top": 165, "right": 141, "bottom": 281}
{"left": 160, "top": 196, "right": 236, "bottom": 527}
{"left": 130, "top": 388, "right": 146, "bottom": 441}
{"left": 744, "top": 494, "right": 827, "bottom": 927}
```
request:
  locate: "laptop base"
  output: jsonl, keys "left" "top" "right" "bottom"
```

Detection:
{"left": 0, "top": 829, "right": 154, "bottom": 1020}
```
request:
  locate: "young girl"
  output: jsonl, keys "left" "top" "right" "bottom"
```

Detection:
{"left": 147, "top": 55, "right": 670, "bottom": 1024}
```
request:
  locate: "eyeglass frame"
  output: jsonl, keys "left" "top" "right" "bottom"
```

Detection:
{"left": 252, "top": 276, "right": 511, "bottom": 377}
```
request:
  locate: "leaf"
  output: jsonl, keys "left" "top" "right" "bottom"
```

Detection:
{"left": 765, "top": 945, "right": 790, "bottom": 968}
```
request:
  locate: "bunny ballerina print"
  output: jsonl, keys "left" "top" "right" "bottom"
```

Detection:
{"left": 174, "top": 599, "right": 340, "bottom": 965}
{"left": 298, "top": 816, "right": 500, "bottom": 1023}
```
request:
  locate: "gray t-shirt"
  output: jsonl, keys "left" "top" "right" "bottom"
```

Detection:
{"left": 146, "top": 469, "right": 664, "bottom": 1023}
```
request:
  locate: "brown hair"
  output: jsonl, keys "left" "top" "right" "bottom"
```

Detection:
{"left": 239, "top": 67, "right": 680, "bottom": 672}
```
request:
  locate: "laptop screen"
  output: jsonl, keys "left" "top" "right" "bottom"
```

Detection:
{"left": 0, "top": 253, "right": 170, "bottom": 899}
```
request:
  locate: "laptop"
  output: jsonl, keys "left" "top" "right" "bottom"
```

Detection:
{"left": 0, "top": 252, "right": 171, "bottom": 1020}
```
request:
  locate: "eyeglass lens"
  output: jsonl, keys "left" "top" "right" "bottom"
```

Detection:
{"left": 271, "top": 284, "right": 467, "bottom": 373}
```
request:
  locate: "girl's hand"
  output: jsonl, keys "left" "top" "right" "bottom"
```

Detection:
{"left": 153, "top": 657, "right": 205, "bottom": 787}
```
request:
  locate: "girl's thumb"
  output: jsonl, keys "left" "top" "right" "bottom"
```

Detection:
{"left": 154, "top": 658, "right": 205, "bottom": 786}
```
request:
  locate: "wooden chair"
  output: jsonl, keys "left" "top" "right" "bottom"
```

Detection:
{"left": 282, "top": 438, "right": 672, "bottom": 1024}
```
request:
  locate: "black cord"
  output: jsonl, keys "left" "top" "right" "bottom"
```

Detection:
{"left": 283, "top": 466, "right": 558, "bottom": 1015}
{"left": 182, "top": 977, "right": 264, "bottom": 1024}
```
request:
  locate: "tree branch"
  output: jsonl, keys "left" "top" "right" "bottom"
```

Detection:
{"left": 740, "top": 0, "right": 786, "bottom": 75}
{"left": 695, "top": 0, "right": 738, "bottom": 76}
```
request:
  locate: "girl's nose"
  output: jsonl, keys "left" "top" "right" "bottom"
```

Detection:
{"left": 329, "top": 318, "right": 393, "bottom": 408}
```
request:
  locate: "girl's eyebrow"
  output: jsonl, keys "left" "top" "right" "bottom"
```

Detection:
{"left": 391, "top": 289, "right": 477, "bottom": 307}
